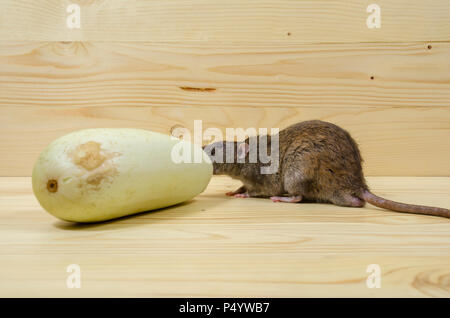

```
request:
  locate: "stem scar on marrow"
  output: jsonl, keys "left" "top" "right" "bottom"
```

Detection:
{"left": 47, "top": 179, "right": 58, "bottom": 193}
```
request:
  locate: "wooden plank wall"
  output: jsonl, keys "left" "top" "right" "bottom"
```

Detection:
{"left": 0, "top": 1, "right": 449, "bottom": 176}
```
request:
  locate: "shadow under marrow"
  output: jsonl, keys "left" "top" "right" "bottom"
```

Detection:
{"left": 52, "top": 197, "right": 221, "bottom": 231}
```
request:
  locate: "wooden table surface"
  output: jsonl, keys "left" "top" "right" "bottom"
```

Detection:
{"left": 0, "top": 176, "right": 449, "bottom": 297}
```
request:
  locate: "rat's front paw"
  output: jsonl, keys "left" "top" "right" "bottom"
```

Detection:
{"left": 233, "top": 193, "right": 250, "bottom": 198}
{"left": 226, "top": 186, "right": 247, "bottom": 196}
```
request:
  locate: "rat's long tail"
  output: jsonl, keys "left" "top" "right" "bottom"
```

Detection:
{"left": 362, "top": 190, "right": 450, "bottom": 218}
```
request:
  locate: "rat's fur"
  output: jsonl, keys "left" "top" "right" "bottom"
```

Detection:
{"left": 204, "top": 120, "right": 450, "bottom": 218}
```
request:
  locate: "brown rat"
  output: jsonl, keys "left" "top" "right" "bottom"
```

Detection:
{"left": 203, "top": 120, "right": 450, "bottom": 218}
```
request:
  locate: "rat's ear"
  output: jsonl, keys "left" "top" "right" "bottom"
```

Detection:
{"left": 237, "top": 142, "right": 249, "bottom": 160}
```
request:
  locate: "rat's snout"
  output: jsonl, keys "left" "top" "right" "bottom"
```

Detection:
{"left": 202, "top": 143, "right": 215, "bottom": 160}
{"left": 203, "top": 142, "right": 224, "bottom": 175}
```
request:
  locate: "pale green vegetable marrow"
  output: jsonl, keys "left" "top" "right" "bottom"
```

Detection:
{"left": 32, "top": 128, "right": 212, "bottom": 222}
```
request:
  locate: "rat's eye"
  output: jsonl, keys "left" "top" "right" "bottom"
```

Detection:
{"left": 211, "top": 148, "right": 216, "bottom": 156}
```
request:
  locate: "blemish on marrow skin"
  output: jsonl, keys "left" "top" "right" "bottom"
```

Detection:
{"left": 62, "top": 177, "right": 72, "bottom": 184}
{"left": 69, "top": 141, "right": 120, "bottom": 190}
{"left": 86, "top": 167, "right": 117, "bottom": 186}
{"left": 86, "top": 174, "right": 102, "bottom": 186}
{"left": 179, "top": 86, "right": 216, "bottom": 92}
{"left": 72, "top": 141, "right": 106, "bottom": 171}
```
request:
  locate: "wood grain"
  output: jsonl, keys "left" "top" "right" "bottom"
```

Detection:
{"left": 0, "top": 0, "right": 449, "bottom": 43}
{"left": 0, "top": 176, "right": 449, "bottom": 297}
{"left": 0, "top": 41, "right": 449, "bottom": 176}
{"left": 1, "top": 104, "right": 449, "bottom": 177}
{"left": 2, "top": 41, "right": 450, "bottom": 109}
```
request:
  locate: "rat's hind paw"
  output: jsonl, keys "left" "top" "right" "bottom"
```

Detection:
{"left": 331, "top": 194, "right": 365, "bottom": 207}
{"left": 270, "top": 195, "right": 302, "bottom": 203}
